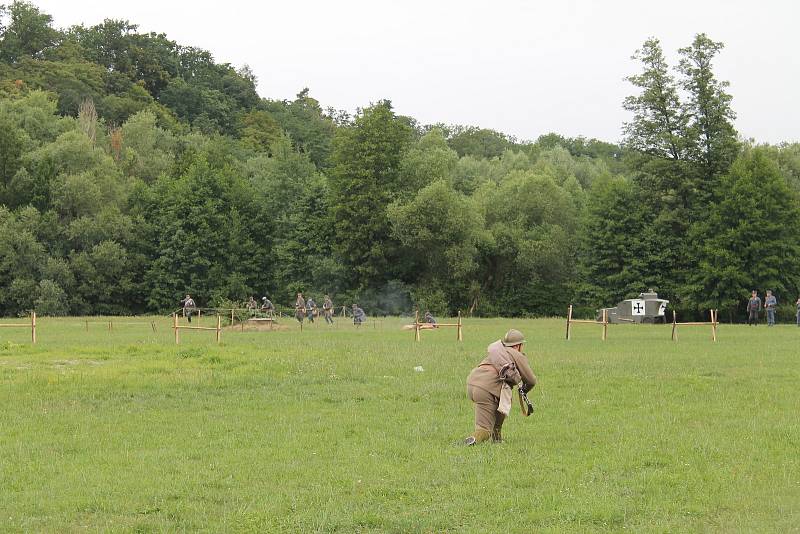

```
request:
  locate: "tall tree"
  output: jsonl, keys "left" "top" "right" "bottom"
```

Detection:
{"left": 328, "top": 100, "right": 414, "bottom": 287}
{"left": 687, "top": 148, "right": 800, "bottom": 320}
{"left": 0, "top": 1, "right": 59, "bottom": 63}
{"left": 623, "top": 37, "right": 687, "bottom": 160}
{"left": 678, "top": 33, "right": 739, "bottom": 181}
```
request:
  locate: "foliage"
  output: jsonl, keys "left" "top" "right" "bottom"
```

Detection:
{"left": 0, "top": 9, "right": 797, "bottom": 320}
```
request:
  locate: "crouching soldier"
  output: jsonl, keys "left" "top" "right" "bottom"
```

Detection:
{"left": 352, "top": 304, "right": 366, "bottom": 326}
{"left": 464, "top": 329, "right": 537, "bottom": 445}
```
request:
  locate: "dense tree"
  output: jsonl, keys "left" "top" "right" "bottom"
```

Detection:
{"left": 678, "top": 33, "right": 739, "bottom": 181}
{"left": 0, "top": 8, "right": 795, "bottom": 321}
{"left": 443, "top": 125, "right": 512, "bottom": 159}
{"left": 328, "top": 100, "right": 414, "bottom": 287}
{"left": 623, "top": 38, "right": 687, "bottom": 160}
{"left": 687, "top": 149, "right": 800, "bottom": 319}
{"left": 0, "top": 1, "right": 59, "bottom": 63}
{"left": 388, "top": 179, "right": 485, "bottom": 309}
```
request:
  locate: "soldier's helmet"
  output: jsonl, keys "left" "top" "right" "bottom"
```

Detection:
{"left": 502, "top": 329, "right": 526, "bottom": 347}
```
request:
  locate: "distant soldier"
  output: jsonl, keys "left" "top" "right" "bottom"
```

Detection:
{"left": 247, "top": 296, "right": 258, "bottom": 316}
{"left": 464, "top": 329, "right": 537, "bottom": 445}
{"left": 747, "top": 290, "right": 762, "bottom": 326}
{"left": 180, "top": 294, "right": 196, "bottom": 323}
{"left": 796, "top": 296, "right": 800, "bottom": 327}
{"left": 764, "top": 290, "right": 777, "bottom": 326}
{"left": 261, "top": 296, "right": 275, "bottom": 317}
{"left": 295, "top": 293, "right": 306, "bottom": 324}
{"left": 424, "top": 310, "right": 437, "bottom": 326}
{"left": 306, "top": 296, "right": 316, "bottom": 323}
{"left": 352, "top": 304, "right": 366, "bottom": 326}
{"left": 322, "top": 295, "right": 334, "bottom": 325}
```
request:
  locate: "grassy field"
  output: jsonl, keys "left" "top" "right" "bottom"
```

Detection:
{"left": 1, "top": 314, "right": 798, "bottom": 533}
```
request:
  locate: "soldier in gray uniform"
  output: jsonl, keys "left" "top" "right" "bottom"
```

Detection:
{"left": 764, "top": 290, "right": 777, "bottom": 326}
{"left": 424, "top": 311, "right": 437, "bottom": 325}
{"left": 180, "top": 294, "right": 196, "bottom": 323}
{"left": 352, "top": 304, "right": 366, "bottom": 326}
{"left": 747, "top": 290, "right": 761, "bottom": 326}
{"left": 306, "top": 297, "right": 316, "bottom": 323}
{"left": 796, "top": 297, "right": 800, "bottom": 326}
{"left": 261, "top": 296, "right": 275, "bottom": 317}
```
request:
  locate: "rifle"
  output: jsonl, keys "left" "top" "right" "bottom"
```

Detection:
{"left": 518, "top": 383, "right": 534, "bottom": 416}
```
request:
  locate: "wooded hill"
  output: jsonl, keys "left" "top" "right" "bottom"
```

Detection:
{"left": 1, "top": 1, "right": 799, "bottom": 319}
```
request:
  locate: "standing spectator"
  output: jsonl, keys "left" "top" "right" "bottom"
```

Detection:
{"left": 764, "top": 290, "right": 777, "bottom": 326}
{"left": 747, "top": 290, "right": 761, "bottom": 326}
{"left": 322, "top": 295, "right": 334, "bottom": 325}
{"left": 180, "top": 294, "right": 196, "bottom": 323}
{"left": 796, "top": 297, "right": 800, "bottom": 327}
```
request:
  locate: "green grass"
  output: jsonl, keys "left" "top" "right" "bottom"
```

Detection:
{"left": 1, "top": 315, "right": 799, "bottom": 532}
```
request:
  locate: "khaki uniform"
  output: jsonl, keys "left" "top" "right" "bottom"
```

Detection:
{"left": 295, "top": 296, "right": 306, "bottom": 323}
{"left": 467, "top": 340, "right": 537, "bottom": 440}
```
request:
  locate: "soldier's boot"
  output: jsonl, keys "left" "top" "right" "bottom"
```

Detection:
{"left": 491, "top": 426, "right": 502, "bottom": 443}
{"left": 464, "top": 428, "right": 491, "bottom": 446}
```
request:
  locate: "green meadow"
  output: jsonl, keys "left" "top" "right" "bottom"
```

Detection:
{"left": 1, "top": 315, "right": 798, "bottom": 533}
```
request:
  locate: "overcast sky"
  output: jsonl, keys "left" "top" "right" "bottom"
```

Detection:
{"left": 31, "top": 0, "right": 800, "bottom": 144}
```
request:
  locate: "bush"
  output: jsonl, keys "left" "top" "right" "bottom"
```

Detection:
{"left": 34, "top": 279, "right": 69, "bottom": 316}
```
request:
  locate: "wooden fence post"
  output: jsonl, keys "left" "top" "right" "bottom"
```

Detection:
{"left": 566, "top": 305, "right": 572, "bottom": 340}
{"left": 457, "top": 310, "right": 463, "bottom": 341}
{"left": 173, "top": 313, "right": 179, "bottom": 345}
{"left": 602, "top": 308, "right": 608, "bottom": 340}
{"left": 711, "top": 309, "right": 718, "bottom": 341}
{"left": 31, "top": 312, "right": 36, "bottom": 344}
{"left": 216, "top": 315, "right": 221, "bottom": 344}
{"left": 671, "top": 310, "right": 677, "bottom": 341}
{"left": 414, "top": 309, "right": 420, "bottom": 342}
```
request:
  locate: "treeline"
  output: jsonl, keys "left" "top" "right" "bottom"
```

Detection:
{"left": 0, "top": 1, "right": 798, "bottom": 319}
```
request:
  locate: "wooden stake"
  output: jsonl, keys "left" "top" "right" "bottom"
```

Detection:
{"left": 566, "top": 305, "right": 572, "bottom": 340}
{"left": 414, "top": 309, "right": 420, "bottom": 342}
{"left": 216, "top": 315, "right": 221, "bottom": 344}
{"left": 711, "top": 309, "right": 718, "bottom": 342}
{"left": 31, "top": 312, "right": 36, "bottom": 344}
{"left": 671, "top": 310, "right": 677, "bottom": 341}
{"left": 602, "top": 308, "right": 608, "bottom": 341}
{"left": 173, "top": 313, "right": 179, "bottom": 345}
{"left": 457, "top": 310, "right": 463, "bottom": 341}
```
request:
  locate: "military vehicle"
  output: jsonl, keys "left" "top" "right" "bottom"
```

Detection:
{"left": 597, "top": 290, "right": 669, "bottom": 324}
